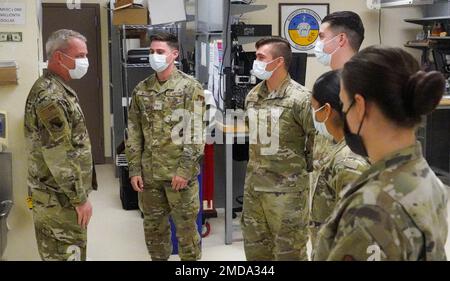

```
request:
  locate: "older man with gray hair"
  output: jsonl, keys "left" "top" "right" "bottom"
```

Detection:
{"left": 24, "top": 29, "right": 96, "bottom": 261}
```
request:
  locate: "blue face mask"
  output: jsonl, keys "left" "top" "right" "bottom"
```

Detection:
{"left": 312, "top": 104, "right": 333, "bottom": 140}
{"left": 314, "top": 35, "right": 341, "bottom": 67}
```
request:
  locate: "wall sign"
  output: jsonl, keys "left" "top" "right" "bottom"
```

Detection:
{"left": 279, "top": 3, "right": 329, "bottom": 54}
{"left": 0, "top": 32, "right": 22, "bottom": 42}
{"left": 0, "top": 2, "right": 26, "bottom": 25}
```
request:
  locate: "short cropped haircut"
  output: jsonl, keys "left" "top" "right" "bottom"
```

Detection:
{"left": 255, "top": 36, "right": 292, "bottom": 70}
{"left": 149, "top": 32, "right": 179, "bottom": 50}
{"left": 322, "top": 11, "right": 365, "bottom": 51}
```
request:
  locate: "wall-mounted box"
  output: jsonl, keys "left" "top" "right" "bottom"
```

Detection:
{"left": 0, "top": 67, "right": 18, "bottom": 85}
{"left": 0, "top": 61, "right": 18, "bottom": 85}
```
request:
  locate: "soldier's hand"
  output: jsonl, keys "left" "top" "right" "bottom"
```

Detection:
{"left": 75, "top": 200, "right": 93, "bottom": 229}
{"left": 131, "top": 176, "right": 144, "bottom": 192}
{"left": 172, "top": 175, "right": 188, "bottom": 191}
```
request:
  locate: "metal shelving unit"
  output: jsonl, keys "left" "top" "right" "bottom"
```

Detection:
{"left": 122, "top": 63, "right": 151, "bottom": 68}
{"left": 404, "top": 42, "right": 430, "bottom": 49}
{"left": 194, "top": 0, "right": 267, "bottom": 245}
{"left": 404, "top": 16, "right": 450, "bottom": 183}
{"left": 230, "top": 3, "right": 266, "bottom": 15}
{"left": 108, "top": 0, "right": 187, "bottom": 175}
{"left": 379, "top": 0, "right": 433, "bottom": 8}
{"left": 405, "top": 16, "right": 450, "bottom": 25}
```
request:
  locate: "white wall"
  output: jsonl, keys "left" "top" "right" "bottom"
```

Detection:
{"left": 244, "top": 0, "right": 424, "bottom": 89}
{"left": 0, "top": 0, "right": 41, "bottom": 260}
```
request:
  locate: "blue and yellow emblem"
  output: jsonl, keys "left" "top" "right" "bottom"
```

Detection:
{"left": 284, "top": 9, "right": 321, "bottom": 52}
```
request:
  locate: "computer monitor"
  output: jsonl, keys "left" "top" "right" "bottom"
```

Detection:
{"left": 0, "top": 110, "right": 8, "bottom": 150}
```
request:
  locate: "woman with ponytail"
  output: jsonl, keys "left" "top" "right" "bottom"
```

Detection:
{"left": 313, "top": 45, "right": 448, "bottom": 261}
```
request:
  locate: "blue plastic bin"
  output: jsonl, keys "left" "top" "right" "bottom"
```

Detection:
{"left": 170, "top": 175, "right": 203, "bottom": 255}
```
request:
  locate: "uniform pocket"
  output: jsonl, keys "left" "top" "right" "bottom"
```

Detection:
{"left": 55, "top": 193, "right": 72, "bottom": 208}
{"left": 137, "top": 94, "right": 154, "bottom": 130}
{"left": 32, "top": 190, "right": 54, "bottom": 207}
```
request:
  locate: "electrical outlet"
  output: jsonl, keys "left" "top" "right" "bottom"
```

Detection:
{"left": 11, "top": 32, "right": 22, "bottom": 42}
{"left": 0, "top": 33, "right": 7, "bottom": 42}
{"left": 0, "top": 32, "right": 22, "bottom": 42}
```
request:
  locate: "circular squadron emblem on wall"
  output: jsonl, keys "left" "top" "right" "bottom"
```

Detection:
{"left": 284, "top": 9, "right": 321, "bottom": 52}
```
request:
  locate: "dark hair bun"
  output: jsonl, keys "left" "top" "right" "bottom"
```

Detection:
{"left": 343, "top": 46, "right": 443, "bottom": 128}
{"left": 404, "top": 70, "right": 445, "bottom": 117}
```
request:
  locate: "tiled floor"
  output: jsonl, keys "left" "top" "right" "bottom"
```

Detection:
{"left": 87, "top": 164, "right": 246, "bottom": 261}
{"left": 88, "top": 164, "right": 450, "bottom": 261}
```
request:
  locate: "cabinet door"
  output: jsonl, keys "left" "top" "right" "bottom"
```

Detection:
{"left": 425, "top": 108, "right": 450, "bottom": 182}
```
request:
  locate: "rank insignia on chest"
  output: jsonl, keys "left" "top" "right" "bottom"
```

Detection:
{"left": 154, "top": 101, "right": 163, "bottom": 111}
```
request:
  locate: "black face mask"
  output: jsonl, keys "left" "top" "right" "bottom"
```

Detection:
{"left": 341, "top": 100, "right": 368, "bottom": 158}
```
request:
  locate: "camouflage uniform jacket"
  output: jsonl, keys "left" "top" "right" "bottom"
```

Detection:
{"left": 125, "top": 69, "right": 205, "bottom": 181}
{"left": 313, "top": 142, "right": 448, "bottom": 261}
{"left": 309, "top": 138, "right": 369, "bottom": 225}
{"left": 244, "top": 74, "right": 315, "bottom": 193}
{"left": 310, "top": 134, "right": 334, "bottom": 193}
{"left": 312, "top": 134, "right": 334, "bottom": 171}
{"left": 24, "top": 71, "right": 94, "bottom": 206}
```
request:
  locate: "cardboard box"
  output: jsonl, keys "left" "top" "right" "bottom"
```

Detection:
{"left": 115, "top": 0, "right": 146, "bottom": 10}
{"left": 0, "top": 67, "right": 18, "bottom": 85}
{"left": 115, "top": 0, "right": 132, "bottom": 8}
{"left": 113, "top": 7, "right": 149, "bottom": 25}
{"left": 115, "top": 0, "right": 133, "bottom": 10}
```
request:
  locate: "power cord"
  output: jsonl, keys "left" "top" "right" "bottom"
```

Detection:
{"left": 378, "top": 9, "right": 382, "bottom": 44}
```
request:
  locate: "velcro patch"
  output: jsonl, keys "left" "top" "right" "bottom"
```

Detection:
{"left": 37, "top": 103, "right": 69, "bottom": 141}
{"left": 153, "top": 101, "right": 163, "bottom": 111}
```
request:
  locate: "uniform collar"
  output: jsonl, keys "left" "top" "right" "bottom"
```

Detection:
{"left": 259, "top": 74, "right": 291, "bottom": 100}
{"left": 46, "top": 71, "right": 78, "bottom": 98}
{"left": 334, "top": 138, "right": 346, "bottom": 148}
{"left": 319, "top": 138, "right": 346, "bottom": 167}
{"left": 330, "top": 138, "right": 347, "bottom": 156}
{"left": 340, "top": 142, "right": 423, "bottom": 198}
{"left": 147, "top": 68, "right": 181, "bottom": 94}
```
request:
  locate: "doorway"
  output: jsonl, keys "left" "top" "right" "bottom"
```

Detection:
{"left": 42, "top": 3, "right": 105, "bottom": 164}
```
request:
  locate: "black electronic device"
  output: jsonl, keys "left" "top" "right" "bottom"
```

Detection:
{"left": 231, "top": 24, "right": 272, "bottom": 37}
{"left": 289, "top": 52, "right": 307, "bottom": 86}
{"left": 119, "top": 166, "right": 139, "bottom": 210}
{"left": 127, "top": 48, "right": 150, "bottom": 64}
{"left": 116, "top": 141, "right": 139, "bottom": 210}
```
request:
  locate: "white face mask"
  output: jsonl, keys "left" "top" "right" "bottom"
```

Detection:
{"left": 251, "top": 58, "right": 280, "bottom": 80}
{"left": 312, "top": 104, "right": 333, "bottom": 140}
{"left": 149, "top": 53, "right": 169, "bottom": 73}
{"left": 314, "top": 35, "right": 341, "bottom": 67}
{"left": 60, "top": 53, "right": 89, "bottom": 79}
